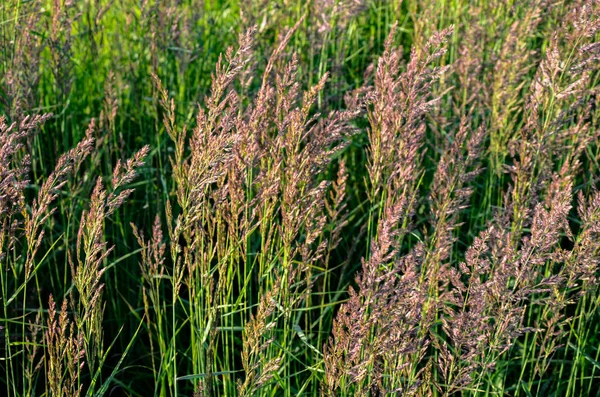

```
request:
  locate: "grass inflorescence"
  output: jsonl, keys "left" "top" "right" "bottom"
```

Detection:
{"left": 1, "top": 0, "right": 600, "bottom": 396}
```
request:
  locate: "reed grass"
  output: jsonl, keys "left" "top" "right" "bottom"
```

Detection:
{"left": 1, "top": 0, "right": 600, "bottom": 396}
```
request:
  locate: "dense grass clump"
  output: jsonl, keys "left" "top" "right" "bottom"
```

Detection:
{"left": 2, "top": 0, "right": 600, "bottom": 396}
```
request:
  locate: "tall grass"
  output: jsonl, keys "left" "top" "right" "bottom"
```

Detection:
{"left": 1, "top": 0, "right": 600, "bottom": 396}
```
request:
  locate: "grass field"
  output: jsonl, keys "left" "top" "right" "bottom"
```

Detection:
{"left": 2, "top": 0, "right": 600, "bottom": 396}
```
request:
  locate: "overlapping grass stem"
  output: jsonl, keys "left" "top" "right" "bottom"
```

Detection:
{"left": 1, "top": 0, "right": 600, "bottom": 396}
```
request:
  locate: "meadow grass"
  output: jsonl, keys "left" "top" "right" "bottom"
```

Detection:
{"left": 1, "top": 0, "right": 600, "bottom": 396}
